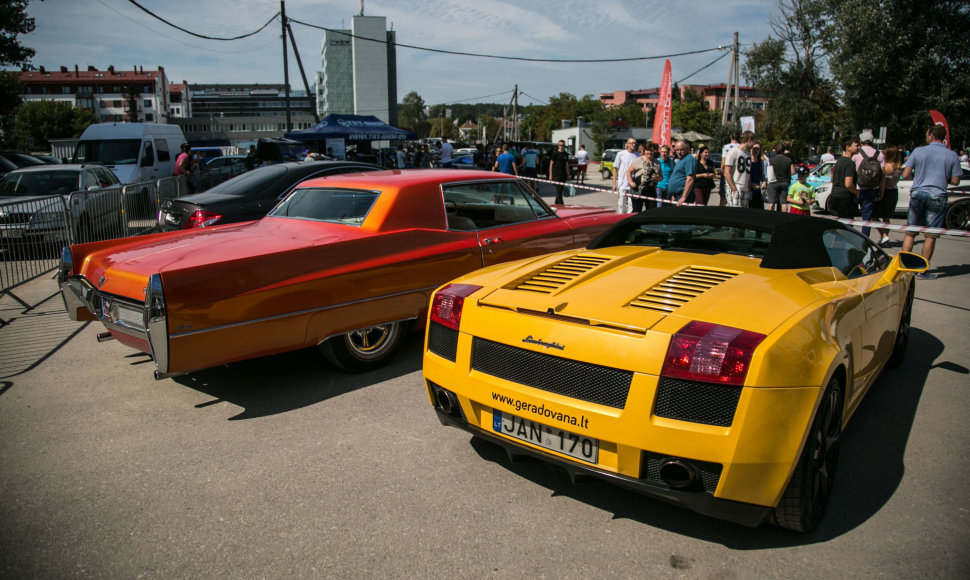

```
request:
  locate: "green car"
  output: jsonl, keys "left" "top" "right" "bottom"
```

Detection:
{"left": 598, "top": 149, "right": 621, "bottom": 180}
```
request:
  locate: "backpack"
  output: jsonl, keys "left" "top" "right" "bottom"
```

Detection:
{"left": 857, "top": 148, "right": 883, "bottom": 189}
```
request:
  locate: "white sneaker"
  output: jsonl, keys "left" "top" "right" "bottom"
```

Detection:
{"left": 879, "top": 236, "right": 890, "bottom": 246}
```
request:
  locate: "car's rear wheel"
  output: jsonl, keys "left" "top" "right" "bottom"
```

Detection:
{"left": 601, "top": 168, "right": 611, "bottom": 180}
{"left": 944, "top": 199, "right": 970, "bottom": 231}
{"left": 887, "top": 279, "right": 915, "bottom": 368}
{"left": 772, "top": 375, "right": 843, "bottom": 532}
{"left": 320, "top": 321, "right": 405, "bottom": 372}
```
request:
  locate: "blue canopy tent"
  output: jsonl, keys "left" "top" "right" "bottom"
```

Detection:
{"left": 284, "top": 114, "right": 416, "bottom": 143}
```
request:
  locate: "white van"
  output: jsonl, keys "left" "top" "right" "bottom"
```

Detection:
{"left": 72, "top": 123, "right": 185, "bottom": 184}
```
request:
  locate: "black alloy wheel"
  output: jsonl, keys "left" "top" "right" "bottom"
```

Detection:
{"left": 772, "top": 376, "right": 844, "bottom": 532}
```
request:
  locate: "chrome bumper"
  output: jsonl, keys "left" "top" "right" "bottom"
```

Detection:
{"left": 58, "top": 247, "right": 170, "bottom": 373}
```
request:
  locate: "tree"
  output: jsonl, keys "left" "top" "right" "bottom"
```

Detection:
{"left": 742, "top": 0, "right": 840, "bottom": 150}
{"left": 398, "top": 91, "right": 429, "bottom": 136}
{"left": 0, "top": 0, "right": 35, "bottom": 146}
{"left": 12, "top": 100, "right": 96, "bottom": 151}
{"left": 824, "top": 0, "right": 970, "bottom": 146}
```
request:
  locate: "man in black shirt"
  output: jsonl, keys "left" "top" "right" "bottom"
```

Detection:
{"left": 549, "top": 140, "right": 571, "bottom": 204}
{"left": 767, "top": 142, "right": 795, "bottom": 212}
{"left": 829, "top": 139, "right": 860, "bottom": 219}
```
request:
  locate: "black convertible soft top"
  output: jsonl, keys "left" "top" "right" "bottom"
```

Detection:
{"left": 587, "top": 206, "right": 852, "bottom": 269}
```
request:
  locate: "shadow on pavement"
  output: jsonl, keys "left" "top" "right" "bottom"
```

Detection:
{"left": 170, "top": 334, "right": 424, "bottom": 420}
{"left": 467, "top": 327, "right": 943, "bottom": 547}
{"left": 0, "top": 290, "right": 89, "bottom": 385}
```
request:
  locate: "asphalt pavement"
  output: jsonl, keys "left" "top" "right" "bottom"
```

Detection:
{"left": 1, "top": 174, "right": 969, "bottom": 578}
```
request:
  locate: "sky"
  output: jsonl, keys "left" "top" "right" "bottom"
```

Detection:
{"left": 25, "top": 0, "right": 782, "bottom": 107}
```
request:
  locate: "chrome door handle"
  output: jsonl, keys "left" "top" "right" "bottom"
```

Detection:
{"left": 483, "top": 236, "right": 503, "bottom": 245}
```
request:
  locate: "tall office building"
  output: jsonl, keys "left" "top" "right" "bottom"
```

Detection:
{"left": 317, "top": 14, "right": 398, "bottom": 126}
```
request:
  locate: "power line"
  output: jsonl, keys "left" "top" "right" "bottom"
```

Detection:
{"left": 288, "top": 17, "right": 726, "bottom": 63}
{"left": 676, "top": 50, "right": 731, "bottom": 85}
{"left": 126, "top": 0, "right": 278, "bottom": 41}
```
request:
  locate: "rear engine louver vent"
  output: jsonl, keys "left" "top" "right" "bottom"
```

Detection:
{"left": 515, "top": 255, "right": 611, "bottom": 294}
{"left": 629, "top": 268, "right": 738, "bottom": 313}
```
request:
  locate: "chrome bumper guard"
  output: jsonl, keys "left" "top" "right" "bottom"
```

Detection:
{"left": 58, "top": 247, "right": 170, "bottom": 373}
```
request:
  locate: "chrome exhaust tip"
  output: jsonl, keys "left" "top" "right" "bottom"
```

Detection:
{"left": 96, "top": 332, "right": 115, "bottom": 342}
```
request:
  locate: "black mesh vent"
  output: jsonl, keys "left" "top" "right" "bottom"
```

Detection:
{"left": 641, "top": 451, "right": 722, "bottom": 494}
{"left": 428, "top": 322, "right": 459, "bottom": 362}
{"left": 653, "top": 377, "right": 742, "bottom": 427}
{"left": 471, "top": 337, "right": 632, "bottom": 408}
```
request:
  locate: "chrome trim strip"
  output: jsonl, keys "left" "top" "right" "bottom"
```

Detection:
{"left": 169, "top": 284, "right": 440, "bottom": 339}
{"left": 145, "top": 274, "right": 169, "bottom": 373}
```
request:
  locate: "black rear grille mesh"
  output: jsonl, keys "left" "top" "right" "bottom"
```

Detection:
{"left": 471, "top": 337, "right": 632, "bottom": 408}
{"left": 641, "top": 451, "right": 722, "bottom": 493}
{"left": 653, "top": 377, "right": 742, "bottom": 427}
{"left": 427, "top": 322, "right": 459, "bottom": 362}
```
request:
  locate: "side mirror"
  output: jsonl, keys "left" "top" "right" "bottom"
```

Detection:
{"left": 897, "top": 251, "right": 929, "bottom": 272}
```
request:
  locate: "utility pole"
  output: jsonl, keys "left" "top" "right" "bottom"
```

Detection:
{"left": 513, "top": 84, "right": 519, "bottom": 141}
{"left": 721, "top": 32, "right": 738, "bottom": 125}
{"left": 733, "top": 31, "right": 740, "bottom": 122}
{"left": 281, "top": 1, "right": 291, "bottom": 132}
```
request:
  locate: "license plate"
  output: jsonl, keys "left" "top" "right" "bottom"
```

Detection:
{"left": 492, "top": 410, "right": 598, "bottom": 464}
{"left": 1, "top": 227, "right": 23, "bottom": 239}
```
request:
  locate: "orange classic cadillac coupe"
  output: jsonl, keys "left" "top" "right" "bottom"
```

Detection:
{"left": 59, "top": 169, "right": 626, "bottom": 378}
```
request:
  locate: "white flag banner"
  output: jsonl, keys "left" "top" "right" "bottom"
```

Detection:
{"left": 740, "top": 116, "right": 755, "bottom": 133}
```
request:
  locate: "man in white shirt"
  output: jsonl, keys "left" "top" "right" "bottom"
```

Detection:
{"left": 723, "top": 131, "right": 755, "bottom": 207}
{"left": 820, "top": 146, "right": 836, "bottom": 164}
{"left": 719, "top": 133, "right": 740, "bottom": 206}
{"left": 612, "top": 138, "right": 639, "bottom": 214}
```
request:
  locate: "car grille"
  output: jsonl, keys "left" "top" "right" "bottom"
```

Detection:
{"left": 653, "top": 377, "right": 742, "bottom": 427}
{"left": 641, "top": 451, "right": 722, "bottom": 494}
{"left": 471, "top": 337, "right": 632, "bottom": 409}
{"left": 0, "top": 210, "right": 33, "bottom": 225}
{"left": 427, "top": 322, "right": 459, "bottom": 362}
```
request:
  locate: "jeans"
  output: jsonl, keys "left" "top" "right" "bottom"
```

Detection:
{"left": 908, "top": 190, "right": 947, "bottom": 230}
{"left": 858, "top": 189, "right": 878, "bottom": 237}
{"left": 655, "top": 186, "right": 669, "bottom": 206}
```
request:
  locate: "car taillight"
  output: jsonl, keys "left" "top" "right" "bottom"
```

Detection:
{"left": 184, "top": 210, "right": 222, "bottom": 229}
{"left": 430, "top": 284, "right": 482, "bottom": 330}
{"left": 661, "top": 321, "right": 765, "bottom": 386}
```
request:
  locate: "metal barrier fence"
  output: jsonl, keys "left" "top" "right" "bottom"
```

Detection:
{"left": 1, "top": 163, "right": 246, "bottom": 323}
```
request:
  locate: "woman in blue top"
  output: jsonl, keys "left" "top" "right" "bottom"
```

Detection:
{"left": 655, "top": 145, "right": 675, "bottom": 206}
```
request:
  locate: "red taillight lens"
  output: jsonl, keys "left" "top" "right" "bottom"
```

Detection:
{"left": 661, "top": 321, "right": 765, "bottom": 386}
{"left": 430, "top": 283, "right": 482, "bottom": 330}
{"left": 184, "top": 210, "right": 222, "bottom": 229}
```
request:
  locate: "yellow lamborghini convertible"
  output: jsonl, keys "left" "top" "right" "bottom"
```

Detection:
{"left": 423, "top": 207, "right": 929, "bottom": 532}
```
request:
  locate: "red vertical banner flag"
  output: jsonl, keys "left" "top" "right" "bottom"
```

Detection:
{"left": 929, "top": 110, "right": 951, "bottom": 148}
{"left": 651, "top": 60, "right": 672, "bottom": 147}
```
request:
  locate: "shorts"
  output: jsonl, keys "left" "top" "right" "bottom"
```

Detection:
{"left": 725, "top": 189, "right": 750, "bottom": 207}
{"left": 789, "top": 206, "right": 810, "bottom": 215}
{"left": 906, "top": 190, "right": 946, "bottom": 238}
{"left": 577, "top": 163, "right": 587, "bottom": 173}
{"left": 766, "top": 182, "right": 788, "bottom": 204}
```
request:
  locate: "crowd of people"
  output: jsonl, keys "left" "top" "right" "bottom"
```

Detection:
{"left": 608, "top": 127, "right": 963, "bottom": 279}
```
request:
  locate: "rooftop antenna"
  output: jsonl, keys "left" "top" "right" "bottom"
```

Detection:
{"left": 360, "top": 0, "right": 364, "bottom": 16}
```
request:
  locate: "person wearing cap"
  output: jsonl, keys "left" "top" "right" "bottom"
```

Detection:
{"left": 787, "top": 166, "right": 815, "bottom": 215}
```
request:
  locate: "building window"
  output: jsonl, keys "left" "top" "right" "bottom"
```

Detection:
{"left": 143, "top": 99, "right": 151, "bottom": 108}
{"left": 42, "top": 86, "right": 49, "bottom": 94}
{"left": 113, "top": 100, "right": 121, "bottom": 108}
{"left": 145, "top": 113, "right": 154, "bottom": 121}
{"left": 62, "top": 86, "right": 70, "bottom": 94}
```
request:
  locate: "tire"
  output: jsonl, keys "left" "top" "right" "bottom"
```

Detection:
{"left": 944, "top": 199, "right": 970, "bottom": 231}
{"left": 320, "top": 321, "right": 405, "bottom": 372}
{"left": 772, "top": 375, "right": 844, "bottom": 532}
{"left": 887, "top": 279, "right": 915, "bottom": 368}
{"left": 601, "top": 168, "right": 611, "bottom": 180}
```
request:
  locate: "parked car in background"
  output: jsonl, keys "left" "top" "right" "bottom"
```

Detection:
{"left": 60, "top": 169, "right": 628, "bottom": 378}
{"left": 157, "top": 160, "right": 381, "bottom": 231}
{"left": 0, "top": 164, "right": 121, "bottom": 243}
{"left": 790, "top": 161, "right": 833, "bottom": 189}
{"left": 598, "top": 148, "right": 621, "bottom": 180}
{"left": 424, "top": 207, "right": 927, "bottom": 532}
{"left": 204, "top": 155, "right": 248, "bottom": 170}
{"left": 813, "top": 165, "right": 970, "bottom": 230}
